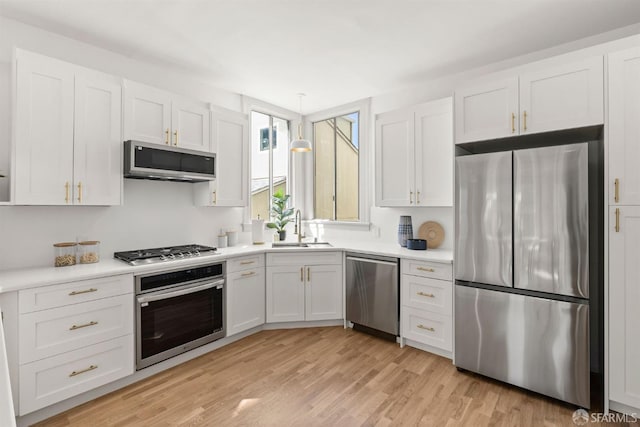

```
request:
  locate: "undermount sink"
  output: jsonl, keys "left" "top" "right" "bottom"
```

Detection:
{"left": 272, "top": 241, "right": 332, "bottom": 248}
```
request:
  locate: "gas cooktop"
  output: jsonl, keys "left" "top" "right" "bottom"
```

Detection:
{"left": 114, "top": 244, "right": 218, "bottom": 265}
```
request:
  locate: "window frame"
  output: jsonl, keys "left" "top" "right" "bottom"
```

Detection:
{"left": 305, "top": 98, "right": 371, "bottom": 227}
{"left": 242, "top": 96, "right": 299, "bottom": 227}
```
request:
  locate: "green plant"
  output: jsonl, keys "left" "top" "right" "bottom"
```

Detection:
{"left": 266, "top": 190, "right": 294, "bottom": 233}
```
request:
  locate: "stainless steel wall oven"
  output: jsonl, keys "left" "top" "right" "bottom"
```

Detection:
{"left": 135, "top": 262, "right": 225, "bottom": 370}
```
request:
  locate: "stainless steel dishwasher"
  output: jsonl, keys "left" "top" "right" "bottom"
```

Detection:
{"left": 346, "top": 253, "right": 399, "bottom": 340}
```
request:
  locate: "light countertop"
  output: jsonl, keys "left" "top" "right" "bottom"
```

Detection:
{"left": 0, "top": 240, "right": 452, "bottom": 293}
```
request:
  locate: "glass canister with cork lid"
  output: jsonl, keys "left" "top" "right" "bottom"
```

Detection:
{"left": 78, "top": 241, "right": 100, "bottom": 264}
{"left": 53, "top": 242, "right": 77, "bottom": 267}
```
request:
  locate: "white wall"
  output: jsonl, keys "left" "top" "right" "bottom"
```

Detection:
{"left": 0, "top": 180, "right": 244, "bottom": 269}
{"left": 0, "top": 17, "right": 249, "bottom": 269}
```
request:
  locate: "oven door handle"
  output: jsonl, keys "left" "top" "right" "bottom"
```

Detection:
{"left": 137, "top": 279, "right": 224, "bottom": 304}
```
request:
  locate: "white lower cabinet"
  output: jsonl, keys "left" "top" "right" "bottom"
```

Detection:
{"left": 17, "top": 275, "right": 134, "bottom": 415}
{"left": 609, "top": 206, "right": 640, "bottom": 410}
{"left": 266, "top": 252, "right": 343, "bottom": 323}
{"left": 402, "top": 307, "right": 452, "bottom": 350}
{"left": 226, "top": 255, "right": 266, "bottom": 336}
{"left": 400, "top": 259, "right": 453, "bottom": 354}
{"left": 19, "top": 335, "right": 133, "bottom": 415}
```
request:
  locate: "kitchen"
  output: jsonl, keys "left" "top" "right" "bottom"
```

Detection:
{"left": 0, "top": 1, "right": 639, "bottom": 426}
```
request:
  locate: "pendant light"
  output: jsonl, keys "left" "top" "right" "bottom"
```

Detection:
{"left": 290, "top": 93, "right": 312, "bottom": 152}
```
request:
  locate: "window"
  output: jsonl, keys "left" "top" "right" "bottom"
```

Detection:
{"left": 313, "top": 112, "right": 359, "bottom": 221}
{"left": 251, "top": 111, "right": 290, "bottom": 221}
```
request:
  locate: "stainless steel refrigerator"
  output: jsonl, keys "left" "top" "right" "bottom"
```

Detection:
{"left": 454, "top": 142, "right": 599, "bottom": 408}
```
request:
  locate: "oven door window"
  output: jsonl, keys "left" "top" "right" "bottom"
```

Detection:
{"left": 139, "top": 286, "right": 223, "bottom": 360}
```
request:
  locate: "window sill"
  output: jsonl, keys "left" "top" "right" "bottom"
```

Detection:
{"left": 242, "top": 221, "right": 371, "bottom": 233}
{"left": 304, "top": 220, "right": 371, "bottom": 230}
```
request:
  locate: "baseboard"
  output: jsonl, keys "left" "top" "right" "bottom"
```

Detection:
{"left": 609, "top": 400, "right": 640, "bottom": 417}
{"left": 403, "top": 338, "right": 452, "bottom": 360}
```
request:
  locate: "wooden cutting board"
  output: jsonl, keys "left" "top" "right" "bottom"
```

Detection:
{"left": 417, "top": 221, "right": 445, "bottom": 249}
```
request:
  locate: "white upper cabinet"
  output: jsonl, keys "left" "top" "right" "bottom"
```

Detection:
{"left": 123, "top": 82, "right": 171, "bottom": 145}
{"left": 375, "top": 109, "right": 414, "bottom": 206}
{"left": 454, "top": 77, "right": 519, "bottom": 143}
{"left": 609, "top": 47, "right": 640, "bottom": 205}
{"left": 73, "top": 71, "right": 122, "bottom": 206}
{"left": 455, "top": 55, "right": 603, "bottom": 144}
{"left": 414, "top": 98, "right": 453, "bottom": 206}
{"left": 14, "top": 50, "right": 122, "bottom": 206}
{"left": 171, "top": 98, "right": 211, "bottom": 152}
{"left": 124, "top": 81, "right": 210, "bottom": 152}
{"left": 376, "top": 97, "right": 453, "bottom": 207}
{"left": 519, "top": 56, "right": 603, "bottom": 134}
{"left": 194, "top": 109, "right": 248, "bottom": 207}
{"left": 14, "top": 51, "right": 75, "bottom": 205}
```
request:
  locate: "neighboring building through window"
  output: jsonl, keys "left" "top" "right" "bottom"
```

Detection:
{"left": 313, "top": 112, "right": 359, "bottom": 221}
{"left": 251, "top": 111, "right": 289, "bottom": 221}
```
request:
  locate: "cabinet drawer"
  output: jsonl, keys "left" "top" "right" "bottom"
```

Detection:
{"left": 227, "top": 254, "right": 265, "bottom": 273}
{"left": 267, "top": 251, "right": 342, "bottom": 266}
{"left": 19, "top": 274, "right": 133, "bottom": 313}
{"left": 402, "top": 259, "right": 452, "bottom": 281}
{"left": 19, "top": 335, "right": 134, "bottom": 415}
{"left": 402, "top": 275, "right": 452, "bottom": 315}
{"left": 402, "top": 307, "right": 452, "bottom": 351}
{"left": 19, "top": 294, "right": 133, "bottom": 363}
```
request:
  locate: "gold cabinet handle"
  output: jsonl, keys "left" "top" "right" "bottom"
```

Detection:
{"left": 307, "top": 267, "right": 311, "bottom": 282}
{"left": 523, "top": 110, "right": 528, "bottom": 131}
{"left": 212, "top": 191, "right": 217, "bottom": 205}
{"left": 241, "top": 271, "right": 255, "bottom": 277}
{"left": 417, "top": 291, "right": 435, "bottom": 298}
{"left": 417, "top": 324, "right": 435, "bottom": 332}
{"left": 165, "top": 129, "right": 170, "bottom": 145}
{"left": 69, "top": 321, "right": 98, "bottom": 331}
{"left": 300, "top": 267, "right": 304, "bottom": 282}
{"left": 614, "top": 178, "right": 620, "bottom": 203}
{"left": 410, "top": 190, "right": 413, "bottom": 204}
{"left": 64, "top": 182, "right": 70, "bottom": 203}
{"left": 240, "top": 260, "right": 255, "bottom": 265}
{"left": 69, "top": 288, "right": 97, "bottom": 296}
{"left": 511, "top": 112, "right": 516, "bottom": 133}
{"left": 417, "top": 190, "right": 421, "bottom": 204}
{"left": 173, "top": 130, "right": 178, "bottom": 146}
{"left": 615, "top": 208, "right": 620, "bottom": 233}
{"left": 77, "top": 182, "right": 82, "bottom": 203}
{"left": 69, "top": 365, "right": 98, "bottom": 377}
{"left": 417, "top": 267, "right": 435, "bottom": 273}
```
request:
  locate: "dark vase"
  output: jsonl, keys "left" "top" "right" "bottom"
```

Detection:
{"left": 278, "top": 230, "right": 287, "bottom": 241}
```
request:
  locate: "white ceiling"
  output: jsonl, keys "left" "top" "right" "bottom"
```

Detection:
{"left": 1, "top": 0, "right": 640, "bottom": 113}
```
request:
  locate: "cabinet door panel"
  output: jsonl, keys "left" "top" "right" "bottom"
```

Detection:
{"left": 171, "top": 99, "right": 210, "bottom": 152}
{"left": 454, "top": 77, "right": 518, "bottom": 143}
{"left": 305, "top": 265, "right": 342, "bottom": 321}
{"left": 375, "top": 110, "right": 414, "bottom": 206}
{"left": 266, "top": 266, "right": 305, "bottom": 322}
{"left": 227, "top": 268, "right": 265, "bottom": 336}
{"left": 609, "top": 47, "right": 640, "bottom": 205}
{"left": 609, "top": 206, "right": 640, "bottom": 409}
{"left": 414, "top": 98, "right": 453, "bottom": 206}
{"left": 19, "top": 335, "right": 133, "bottom": 415}
{"left": 123, "top": 81, "right": 171, "bottom": 145}
{"left": 519, "top": 56, "right": 603, "bottom": 134}
{"left": 15, "top": 51, "right": 74, "bottom": 205}
{"left": 73, "top": 71, "right": 122, "bottom": 206}
{"left": 211, "top": 110, "right": 248, "bottom": 206}
{"left": 19, "top": 294, "right": 133, "bottom": 363}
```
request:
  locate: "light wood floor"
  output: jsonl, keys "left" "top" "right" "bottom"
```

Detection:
{"left": 35, "top": 327, "right": 627, "bottom": 426}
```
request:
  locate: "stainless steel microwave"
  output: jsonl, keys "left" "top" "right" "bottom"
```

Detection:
{"left": 123, "top": 140, "right": 216, "bottom": 182}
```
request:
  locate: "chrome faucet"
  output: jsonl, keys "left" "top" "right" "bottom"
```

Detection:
{"left": 294, "top": 209, "right": 305, "bottom": 243}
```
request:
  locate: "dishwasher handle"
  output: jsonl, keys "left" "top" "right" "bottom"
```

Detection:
{"left": 346, "top": 256, "right": 398, "bottom": 267}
